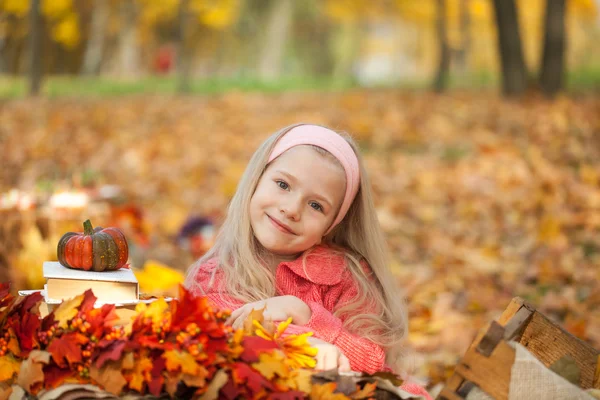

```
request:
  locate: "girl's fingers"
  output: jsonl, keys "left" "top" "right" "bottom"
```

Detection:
{"left": 226, "top": 306, "right": 245, "bottom": 325}
{"left": 338, "top": 354, "right": 351, "bottom": 372}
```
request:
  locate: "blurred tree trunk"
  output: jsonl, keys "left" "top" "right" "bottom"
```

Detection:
{"left": 28, "top": 0, "right": 42, "bottom": 95}
{"left": 117, "top": 0, "right": 139, "bottom": 78}
{"left": 82, "top": 0, "right": 109, "bottom": 75}
{"left": 258, "top": 0, "right": 293, "bottom": 81}
{"left": 491, "top": 0, "right": 528, "bottom": 96}
{"left": 331, "top": 22, "right": 360, "bottom": 83}
{"left": 455, "top": 0, "right": 471, "bottom": 73}
{"left": 539, "top": 0, "right": 566, "bottom": 97}
{"left": 177, "top": 0, "right": 191, "bottom": 93}
{"left": 433, "top": 0, "right": 450, "bottom": 92}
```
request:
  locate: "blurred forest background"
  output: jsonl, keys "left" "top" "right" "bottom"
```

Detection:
{"left": 1, "top": 0, "right": 600, "bottom": 393}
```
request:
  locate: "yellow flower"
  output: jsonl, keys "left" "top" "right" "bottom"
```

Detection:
{"left": 253, "top": 318, "right": 318, "bottom": 369}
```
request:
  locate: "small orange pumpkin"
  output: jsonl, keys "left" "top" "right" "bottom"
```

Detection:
{"left": 57, "top": 220, "right": 129, "bottom": 271}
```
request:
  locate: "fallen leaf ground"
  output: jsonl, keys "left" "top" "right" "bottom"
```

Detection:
{"left": 1, "top": 90, "right": 599, "bottom": 387}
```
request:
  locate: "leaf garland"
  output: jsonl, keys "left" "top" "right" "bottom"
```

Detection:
{"left": 0, "top": 283, "right": 413, "bottom": 400}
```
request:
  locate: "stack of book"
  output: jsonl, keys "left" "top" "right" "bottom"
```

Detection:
{"left": 39, "top": 261, "right": 140, "bottom": 317}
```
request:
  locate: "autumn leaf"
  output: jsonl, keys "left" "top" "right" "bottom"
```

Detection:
{"left": 199, "top": 369, "right": 228, "bottom": 400}
{"left": 95, "top": 340, "right": 126, "bottom": 369}
{"left": 13, "top": 311, "right": 41, "bottom": 355}
{"left": 251, "top": 350, "right": 289, "bottom": 380}
{"left": 163, "top": 349, "right": 204, "bottom": 376}
{"left": 89, "top": 361, "right": 127, "bottom": 396}
{"left": 128, "top": 356, "right": 153, "bottom": 392}
{"left": 47, "top": 334, "right": 82, "bottom": 368}
{"left": 16, "top": 350, "right": 50, "bottom": 393}
{"left": 240, "top": 336, "right": 279, "bottom": 363}
{"left": 0, "top": 283, "right": 12, "bottom": 308}
{"left": 243, "top": 305, "right": 267, "bottom": 336}
{"left": 53, "top": 294, "right": 84, "bottom": 329}
{"left": 350, "top": 382, "right": 377, "bottom": 399}
{"left": 78, "top": 290, "right": 98, "bottom": 313}
{"left": 42, "top": 364, "right": 73, "bottom": 389}
{"left": 231, "top": 362, "right": 275, "bottom": 393}
{"left": 0, "top": 354, "right": 21, "bottom": 381}
{"left": 310, "top": 382, "right": 350, "bottom": 400}
{"left": 0, "top": 382, "right": 13, "bottom": 400}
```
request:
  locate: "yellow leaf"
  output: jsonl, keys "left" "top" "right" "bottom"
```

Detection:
{"left": 243, "top": 305, "right": 266, "bottom": 336}
{"left": 290, "top": 369, "right": 313, "bottom": 393}
{"left": 53, "top": 294, "right": 84, "bottom": 329}
{"left": 129, "top": 356, "right": 153, "bottom": 392}
{"left": 0, "top": 354, "right": 20, "bottom": 381}
{"left": 163, "top": 350, "right": 201, "bottom": 375}
{"left": 251, "top": 350, "right": 289, "bottom": 380}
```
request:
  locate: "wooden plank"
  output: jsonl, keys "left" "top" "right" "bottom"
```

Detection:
{"left": 502, "top": 304, "right": 534, "bottom": 341}
{"left": 443, "top": 373, "right": 464, "bottom": 392}
{"left": 476, "top": 321, "right": 505, "bottom": 356}
{"left": 437, "top": 387, "right": 465, "bottom": 400}
{"left": 454, "top": 339, "right": 515, "bottom": 400}
{"left": 519, "top": 312, "right": 599, "bottom": 388}
{"left": 497, "top": 297, "right": 525, "bottom": 326}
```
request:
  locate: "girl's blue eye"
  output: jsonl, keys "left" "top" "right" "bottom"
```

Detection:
{"left": 276, "top": 180, "right": 289, "bottom": 190}
{"left": 310, "top": 202, "right": 323, "bottom": 212}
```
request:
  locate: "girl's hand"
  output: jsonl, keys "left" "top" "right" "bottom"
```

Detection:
{"left": 226, "top": 295, "right": 311, "bottom": 329}
{"left": 307, "top": 337, "right": 352, "bottom": 372}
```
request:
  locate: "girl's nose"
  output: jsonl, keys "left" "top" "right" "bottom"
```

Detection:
{"left": 280, "top": 199, "right": 301, "bottom": 221}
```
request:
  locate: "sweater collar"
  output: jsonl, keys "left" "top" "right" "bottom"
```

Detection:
{"left": 277, "top": 245, "right": 347, "bottom": 286}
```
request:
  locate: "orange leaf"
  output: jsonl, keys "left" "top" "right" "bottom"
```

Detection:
{"left": 129, "top": 356, "right": 153, "bottom": 392}
{"left": 311, "top": 382, "right": 350, "bottom": 400}
{"left": 0, "top": 354, "right": 20, "bottom": 381}
{"left": 47, "top": 333, "right": 82, "bottom": 368}
{"left": 16, "top": 350, "right": 50, "bottom": 393}
{"left": 350, "top": 382, "right": 377, "bottom": 399}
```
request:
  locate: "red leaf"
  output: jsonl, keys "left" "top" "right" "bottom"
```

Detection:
{"left": 148, "top": 356, "right": 166, "bottom": 397}
{"left": 0, "top": 282, "right": 12, "bottom": 307}
{"left": 95, "top": 340, "right": 126, "bottom": 369}
{"left": 231, "top": 362, "right": 275, "bottom": 394}
{"left": 13, "top": 312, "right": 41, "bottom": 355}
{"left": 79, "top": 289, "right": 98, "bottom": 312}
{"left": 240, "top": 336, "right": 279, "bottom": 363}
{"left": 47, "top": 334, "right": 82, "bottom": 368}
{"left": 21, "top": 291, "right": 43, "bottom": 313}
{"left": 42, "top": 364, "right": 72, "bottom": 389}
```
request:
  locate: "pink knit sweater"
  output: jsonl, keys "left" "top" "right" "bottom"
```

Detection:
{"left": 188, "top": 245, "right": 432, "bottom": 399}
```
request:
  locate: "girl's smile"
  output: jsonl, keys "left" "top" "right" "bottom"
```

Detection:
{"left": 266, "top": 214, "right": 297, "bottom": 235}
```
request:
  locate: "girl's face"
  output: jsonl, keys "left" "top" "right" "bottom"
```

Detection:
{"left": 250, "top": 146, "right": 346, "bottom": 261}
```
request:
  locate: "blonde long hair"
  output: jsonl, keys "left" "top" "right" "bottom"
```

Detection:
{"left": 185, "top": 123, "right": 408, "bottom": 369}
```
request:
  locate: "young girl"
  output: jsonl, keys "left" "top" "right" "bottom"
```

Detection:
{"left": 185, "top": 123, "right": 431, "bottom": 399}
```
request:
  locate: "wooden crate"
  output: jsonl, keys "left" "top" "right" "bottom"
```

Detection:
{"left": 437, "top": 297, "right": 600, "bottom": 400}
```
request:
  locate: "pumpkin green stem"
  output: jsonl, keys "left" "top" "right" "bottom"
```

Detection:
{"left": 83, "top": 219, "right": 94, "bottom": 235}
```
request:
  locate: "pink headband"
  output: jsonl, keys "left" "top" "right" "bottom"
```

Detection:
{"left": 267, "top": 125, "right": 360, "bottom": 234}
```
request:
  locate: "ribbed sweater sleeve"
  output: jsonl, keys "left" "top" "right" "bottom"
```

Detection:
{"left": 303, "top": 300, "right": 386, "bottom": 374}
